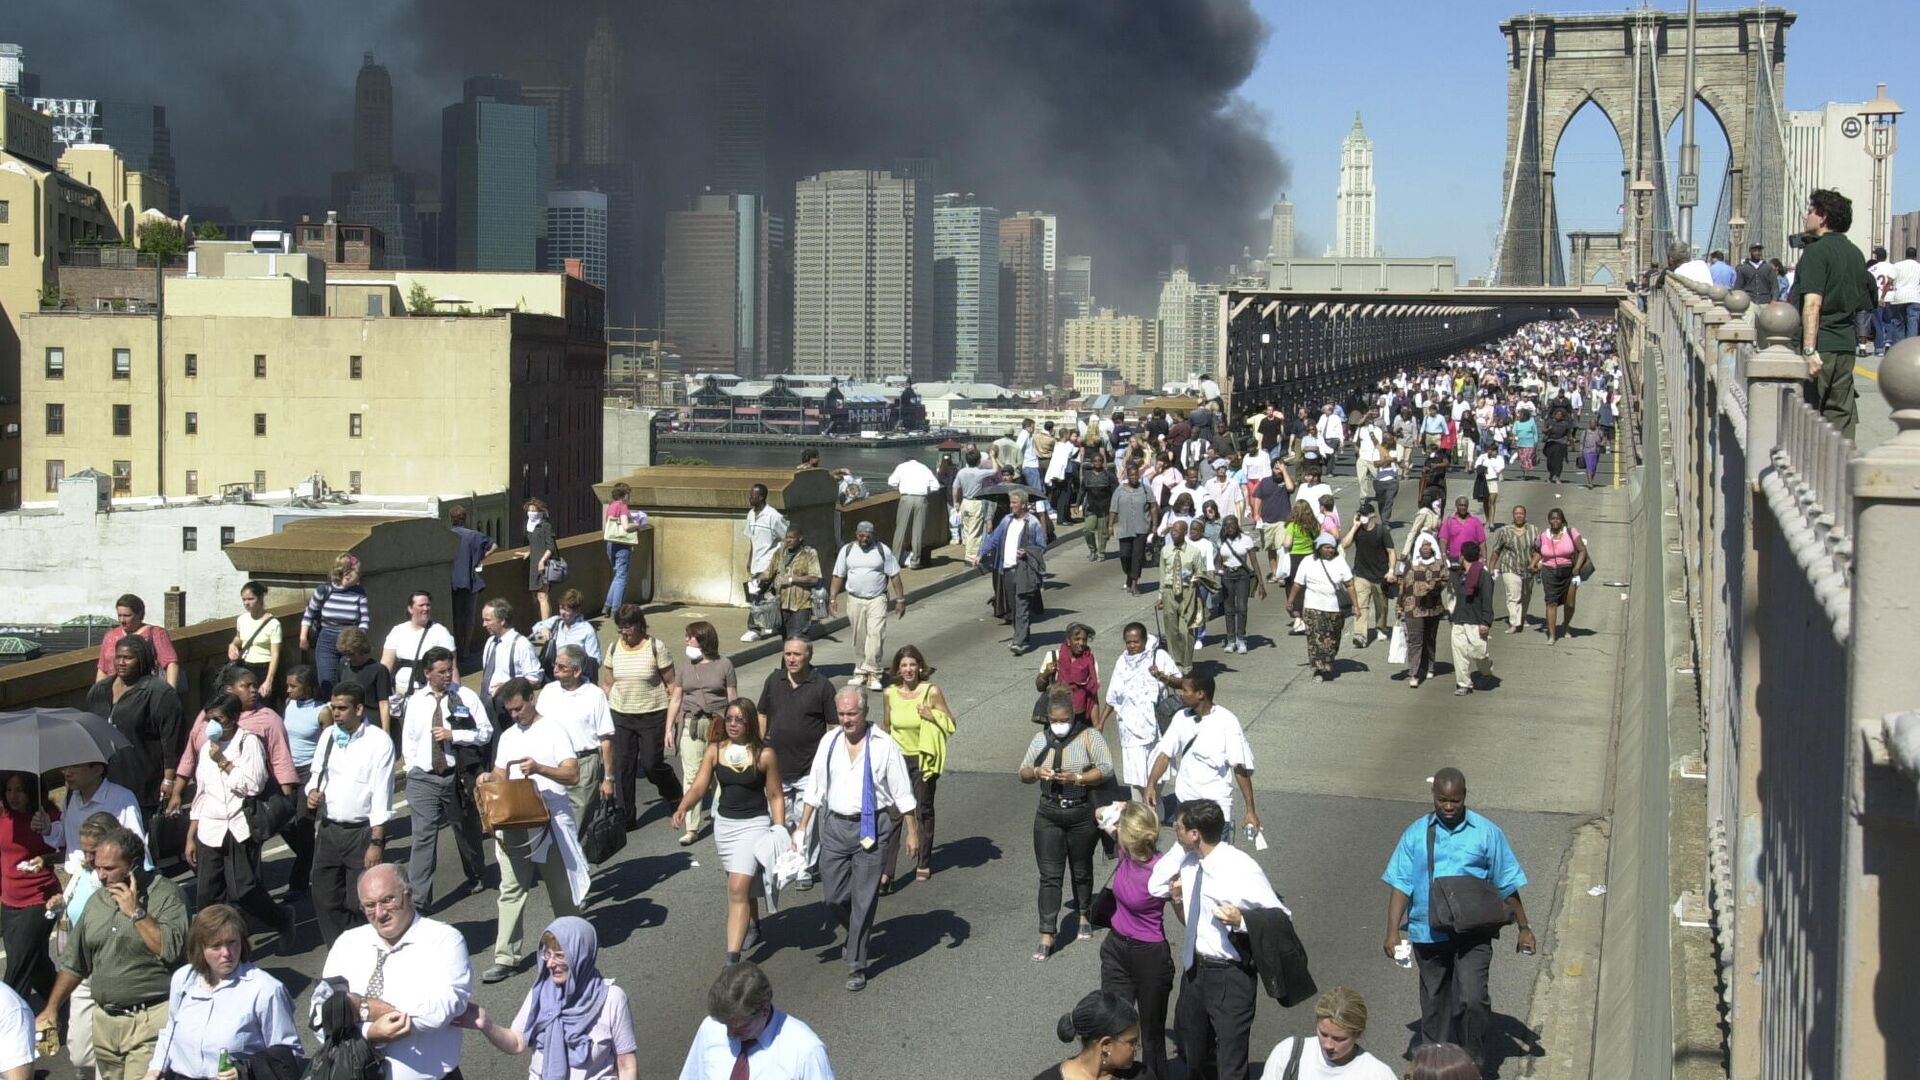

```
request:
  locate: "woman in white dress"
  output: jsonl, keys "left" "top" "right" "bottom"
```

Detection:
{"left": 1096, "top": 623, "right": 1183, "bottom": 804}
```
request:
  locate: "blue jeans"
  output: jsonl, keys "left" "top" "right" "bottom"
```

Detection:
{"left": 314, "top": 625, "right": 343, "bottom": 695}
{"left": 1887, "top": 302, "right": 1918, "bottom": 346}
{"left": 605, "top": 542, "right": 632, "bottom": 613}
{"left": 1022, "top": 466, "right": 1044, "bottom": 493}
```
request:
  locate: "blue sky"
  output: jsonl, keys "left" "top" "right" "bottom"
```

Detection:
{"left": 1243, "top": 0, "right": 1916, "bottom": 278}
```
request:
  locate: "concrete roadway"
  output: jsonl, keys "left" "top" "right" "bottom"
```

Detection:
{"left": 165, "top": 456, "right": 1629, "bottom": 1080}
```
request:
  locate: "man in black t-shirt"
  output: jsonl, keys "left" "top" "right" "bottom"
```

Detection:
{"left": 1341, "top": 501, "right": 1398, "bottom": 647}
{"left": 757, "top": 638, "right": 838, "bottom": 889}
{"left": 1080, "top": 456, "right": 1118, "bottom": 561}
{"left": 1257, "top": 403, "right": 1285, "bottom": 457}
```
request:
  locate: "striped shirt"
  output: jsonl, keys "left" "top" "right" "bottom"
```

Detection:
{"left": 302, "top": 584, "right": 370, "bottom": 633}
{"left": 1020, "top": 727, "right": 1115, "bottom": 800}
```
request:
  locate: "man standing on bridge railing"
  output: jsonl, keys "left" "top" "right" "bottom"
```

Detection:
{"left": 1791, "top": 187, "right": 1871, "bottom": 439}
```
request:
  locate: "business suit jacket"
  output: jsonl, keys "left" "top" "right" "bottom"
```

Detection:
{"left": 1242, "top": 905, "right": 1318, "bottom": 1007}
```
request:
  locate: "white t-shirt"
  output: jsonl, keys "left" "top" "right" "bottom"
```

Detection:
{"left": 495, "top": 717, "right": 578, "bottom": 797}
{"left": 1152, "top": 705, "right": 1252, "bottom": 818}
{"left": 535, "top": 680, "right": 616, "bottom": 753}
{"left": 1243, "top": 450, "right": 1272, "bottom": 482}
{"left": 1297, "top": 554, "right": 1354, "bottom": 613}
{"left": 1295, "top": 482, "right": 1334, "bottom": 513}
{"left": 0, "top": 983, "right": 34, "bottom": 1073}
{"left": 1889, "top": 258, "right": 1920, "bottom": 305}
{"left": 384, "top": 622, "right": 458, "bottom": 696}
{"left": 1219, "top": 534, "right": 1258, "bottom": 571}
{"left": 1476, "top": 454, "right": 1507, "bottom": 483}
{"left": 1264, "top": 1038, "right": 1397, "bottom": 1080}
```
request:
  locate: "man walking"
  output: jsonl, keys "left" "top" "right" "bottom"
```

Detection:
{"left": 758, "top": 639, "right": 838, "bottom": 892}
{"left": 381, "top": 591, "right": 459, "bottom": 712}
{"left": 951, "top": 449, "right": 999, "bottom": 564}
{"left": 1488, "top": 506, "right": 1539, "bottom": 632}
{"left": 481, "top": 679, "right": 586, "bottom": 984}
{"left": 1436, "top": 497, "right": 1486, "bottom": 564}
{"left": 479, "top": 599, "right": 542, "bottom": 708}
{"left": 1017, "top": 418, "right": 1044, "bottom": 493}
{"left": 318, "top": 864, "right": 472, "bottom": 1080}
{"left": 1381, "top": 768, "right": 1533, "bottom": 1076}
{"left": 1143, "top": 673, "right": 1259, "bottom": 835}
{"left": 830, "top": 522, "right": 905, "bottom": 692}
{"left": 743, "top": 484, "right": 789, "bottom": 636}
{"left": 1734, "top": 244, "right": 1778, "bottom": 303}
{"left": 401, "top": 647, "right": 492, "bottom": 912}
{"left": 1080, "top": 451, "right": 1117, "bottom": 561}
{"left": 304, "top": 682, "right": 394, "bottom": 945}
{"left": 794, "top": 689, "right": 920, "bottom": 992}
{"left": 1149, "top": 799, "right": 1285, "bottom": 1080}
{"left": 978, "top": 491, "right": 1049, "bottom": 656}
{"left": 1888, "top": 246, "right": 1920, "bottom": 346}
{"left": 1341, "top": 501, "right": 1397, "bottom": 647}
{"left": 448, "top": 505, "right": 496, "bottom": 667}
{"left": 1793, "top": 188, "right": 1871, "bottom": 438}
{"left": 677, "top": 962, "right": 834, "bottom": 1079}
{"left": 760, "top": 527, "right": 824, "bottom": 644}
{"left": 535, "top": 645, "right": 618, "bottom": 822}
{"left": 886, "top": 455, "right": 941, "bottom": 569}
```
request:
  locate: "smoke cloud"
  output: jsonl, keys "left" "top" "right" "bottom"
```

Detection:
{"left": 12, "top": 0, "right": 1288, "bottom": 312}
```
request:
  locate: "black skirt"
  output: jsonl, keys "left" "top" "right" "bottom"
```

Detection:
{"left": 1541, "top": 564, "right": 1574, "bottom": 606}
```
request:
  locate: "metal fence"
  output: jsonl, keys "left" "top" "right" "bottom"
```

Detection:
{"left": 1636, "top": 275, "right": 1920, "bottom": 1078}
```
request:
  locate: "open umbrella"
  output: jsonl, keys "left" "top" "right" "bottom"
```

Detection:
{"left": 980, "top": 482, "right": 1042, "bottom": 499}
{"left": 0, "top": 708, "right": 131, "bottom": 775}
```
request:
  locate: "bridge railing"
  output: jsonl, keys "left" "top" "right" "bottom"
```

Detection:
{"left": 1636, "top": 274, "right": 1920, "bottom": 1078}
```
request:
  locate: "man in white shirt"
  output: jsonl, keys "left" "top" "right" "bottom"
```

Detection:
{"left": 885, "top": 456, "right": 941, "bottom": 569}
{"left": 0, "top": 982, "right": 32, "bottom": 1080}
{"left": 304, "top": 681, "right": 395, "bottom": 945}
{"left": 479, "top": 599, "right": 542, "bottom": 713}
{"left": 1017, "top": 418, "right": 1043, "bottom": 491}
{"left": 1673, "top": 251, "right": 1711, "bottom": 286}
{"left": 1351, "top": 411, "right": 1384, "bottom": 496}
{"left": 1148, "top": 798, "right": 1286, "bottom": 1080}
{"left": 829, "top": 522, "right": 905, "bottom": 692}
{"left": 1143, "top": 672, "right": 1260, "bottom": 836}
{"left": 976, "top": 492, "right": 1049, "bottom": 655}
{"left": 1199, "top": 460, "right": 1245, "bottom": 523}
{"left": 316, "top": 864, "right": 472, "bottom": 1080}
{"left": 535, "top": 644, "right": 618, "bottom": 821}
{"left": 1315, "top": 405, "right": 1345, "bottom": 473}
{"left": 1294, "top": 466, "right": 1333, "bottom": 524}
{"left": 1889, "top": 245, "right": 1920, "bottom": 344}
{"left": 744, "top": 483, "right": 789, "bottom": 593}
{"left": 678, "top": 962, "right": 834, "bottom": 1080}
{"left": 43, "top": 762, "right": 145, "bottom": 870}
{"left": 401, "top": 647, "right": 492, "bottom": 913}
{"left": 380, "top": 591, "right": 459, "bottom": 708}
{"left": 480, "top": 678, "right": 586, "bottom": 985}
{"left": 794, "top": 689, "right": 920, "bottom": 992}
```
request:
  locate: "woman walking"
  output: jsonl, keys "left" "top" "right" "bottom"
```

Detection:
{"left": 1280, "top": 499, "right": 1319, "bottom": 633}
{"left": 1579, "top": 415, "right": 1609, "bottom": 488}
{"left": 1036, "top": 624, "right": 1102, "bottom": 726}
{"left": 457, "top": 916, "right": 638, "bottom": 1080}
{"left": 1290, "top": 533, "right": 1355, "bottom": 681}
{"left": 526, "top": 497, "right": 559, "bottom": 621}
{"left": 1531, "top": 508, "right": 1592, "bottom": 644}
{"left": 185, "top": 692, "right": 287, "bottom": 941}
{"left": 601, "top": 605, "right": 683, "bottom": 830}
{"left": 1512, "top": 407, "right": 1540, "bottom": 478}
{"left": 1097, "top": 802, "right": 1173, "bottom": 1080}
{"left": 882, "top": 646, "right": 954, "bottom": 885}
{"left": 299, "top": 554, "right": 368, "bottom": 695}
{"left": 1214, "top": 516, "right": 1267, "bottom": 654}
{"left": 670, "top": 699, "right": 785, "bottom": 964}
{"left": 1372, "top": 434, "right": 1403, "bottom": 525}
{"left": 603, "top": 482, "right": 645, "bottom": 615}
{"left": 1471, "top": 444, "right": 1506, "bottom": 523}
{"left": 1263, "top": 987, "right": 1397, "bottom": 1079}
{"left": 1398, "top": 534, "right": 1450, "bottom": 689}
{"left": 1099, "top": 625, "right": 1181, "bottom": 804}
{"left": 0, "top": 772, "right": 59, "bottom": 1002}
{"left": 1035, "top": 991, "right": 1141, "bottom": 1080}
{"left": 148, "top": 906, "right": 301, "bottom": 1079}
{"left": 227, "top": 581, "right": 281, "bottom": 701}
{"left": 1020, "top": 690, "right": 1114, "bottom": 962}
{"left": 1542, "top": 406, "right": 1575, "bottom": 484}
{"left": 670, "top": 621, "right": 736, "bottom": 846}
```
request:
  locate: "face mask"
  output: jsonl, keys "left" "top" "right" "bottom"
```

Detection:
{"left": 525, "top": 512, "right": 543, "bottom": 530}
{"left": 685, "top": 645, "right": 705, "bottom": 662}
{"left": 333, "top": 725, "right": 354, "bottom": 748}
{"left": 204, "top": 721, "right": 225, "bottom": 745}
{"left": 1048, "top": 721, "right": 1073, "bottom": 738}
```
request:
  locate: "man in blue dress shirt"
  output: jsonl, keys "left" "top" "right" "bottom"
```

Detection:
{"left": 1381, "top": 768, "right": 1534, "bottom": 1074}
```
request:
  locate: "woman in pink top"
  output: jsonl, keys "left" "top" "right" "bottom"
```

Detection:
{"left": 1098, "top": 802, "right": 1171, "bottom": 1080}
{"left": 185, "top": 692, "right": 288, "bottom": 940}
{"left": 603, "top": 482, "right": 646, "bottom": 615}
{"left": 1530, "top": 507, "right": 1591, "bottom": 644}
{"left": 95, "top": 592, "right": 180, "bottom": 689}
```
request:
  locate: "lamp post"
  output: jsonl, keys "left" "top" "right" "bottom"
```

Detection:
{"left": 1728, "top": 214, "right": 1747, "bottom": 256}
{"left": 1862, "top": 82, "right": 1903, "bottom": 251}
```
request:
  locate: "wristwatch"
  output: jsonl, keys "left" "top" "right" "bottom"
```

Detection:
{"left": 128, "top": 907, "right": 148, "bottom": 921}
{"left": 1801, "top": 346, "right": 1818, "bottom": 357}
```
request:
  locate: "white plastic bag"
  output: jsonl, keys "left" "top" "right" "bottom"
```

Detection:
{"left": 1387, "top": 623, "right": 1409, "bottom": 665}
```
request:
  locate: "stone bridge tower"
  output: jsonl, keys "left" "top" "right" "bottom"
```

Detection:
{"left": 1492, "top": 6, "right": 1793, "bottom": 286}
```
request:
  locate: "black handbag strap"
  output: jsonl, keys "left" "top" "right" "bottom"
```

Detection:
{"left": 1283, "top": 1036, "right": 1306, "bottom": 1080}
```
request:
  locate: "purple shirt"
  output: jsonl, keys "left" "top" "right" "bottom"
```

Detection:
{"left": 1437, "top": 514, "right": 1487, "bottom": 561}
{"left": 1111, "top": 850, "right": 1168, "bottom": 943}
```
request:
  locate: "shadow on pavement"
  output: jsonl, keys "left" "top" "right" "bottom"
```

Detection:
{"left": 929, "top": 835, "right": 1003, "bottom": 871}
{"left": 865, "top": 908, "right": 972, "bottom": 978}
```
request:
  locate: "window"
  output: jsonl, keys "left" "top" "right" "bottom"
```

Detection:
{"left": 253, "top": 354, "right": 267, "bottom": 378}
{"left": 349, "top": 413, "right": 363, "bottom": 438}
{"left": 254, "top": 413, "right": 267, "bottom": 437}
{"left": 221, "top": 526, "right": 235, "bottom": 548}
{"left": 112, "top": 404, "right": 131, "bottom": 437}
{"left": 0, "top": 200, "right": 8, "bottom": 223}
{"left": 182, "top": 527, "right": 197, "bottom": 552}
{"left": 185, "top": 470, "right": 198, "bottom": 495}
{"left": 44, "top": 403, "right": 63, "bottom": 435}
{"left": 111, "top": 461, "right": 131, "bottom": 495}
{"left": 0, "top": 468, "right": 15, "bottom": 484}
{"left": 184, "top": 411, "right": 198, "bottom": 435}
{"left": 349, "top": 355, "right": 363, "bottom": 379}
{"left": 349, "top": 470, "right": 362, "bottom": 495}
{"left": 44, "top": 460, "right": 64, "bottom": 492}
{"left": 44, "top": 348, "right": 64, "bottom": 379}
{"left": 184, "top": 353, "right": 198, "bottom": 377}
{"left": 365, "top": 295, "right": 383, "bottom": 316}
{"left": 0, "top": 243, "right": 9, "bottom": 267}
{"left": 112, "top": 348, "right": 131, "bottom": 379}
{"left": 251, "top": 471, "right": 265, "bottom": 493}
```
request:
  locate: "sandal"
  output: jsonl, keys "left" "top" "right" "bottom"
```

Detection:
{"left": 915, "top": 868, "right": 931, "bottom": 883}
{"left": 1033, "top": 937, "right": 1054, "bottom": 963}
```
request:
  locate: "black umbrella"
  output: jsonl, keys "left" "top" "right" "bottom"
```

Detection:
{"left": 0, "top": 708, "right": 131, "bottom": 775}
{"left": 980, "top": 482, "right": 1042, "bottom": 499}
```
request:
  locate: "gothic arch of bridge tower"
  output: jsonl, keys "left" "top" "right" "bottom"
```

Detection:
{"left": 1492, "top": 6, "right": 1793, "bottom": 286}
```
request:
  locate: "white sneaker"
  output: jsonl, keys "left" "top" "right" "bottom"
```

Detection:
{"left": 1291, "top": 617, "right": 1306, "bottom": 634}
{"left": 739, "top": 630, "right": 760, "bottom": 642}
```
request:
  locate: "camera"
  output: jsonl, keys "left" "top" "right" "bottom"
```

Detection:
{"left": 1786, "top": 231, "right": 1817, "bottom": 251}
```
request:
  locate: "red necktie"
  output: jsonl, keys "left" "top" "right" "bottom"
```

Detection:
{"left": 730, "top": 1038, "right": 755, "bottom": 1080}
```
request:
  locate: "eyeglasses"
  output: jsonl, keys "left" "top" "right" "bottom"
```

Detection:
{"left": 360, "top": 895, "right": 405, "bottom": 913}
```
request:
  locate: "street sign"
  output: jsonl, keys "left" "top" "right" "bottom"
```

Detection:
{"left": 1676, "top": 173, "right": 1699, "bottom": 207}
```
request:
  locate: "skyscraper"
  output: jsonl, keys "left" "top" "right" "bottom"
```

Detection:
{"left": 546, "top": 189, "right": 608, "bottom": 287}
{"left": 932, "top": 193, "right": 1001, "bottom": 383}
{"left": 27, "top": 96, "right": 177, "bottom": 212}
{"left": 1057, "top": 254, "right": 1093, "bottom": 324}
{"left": 1335, "top": 113, "right": 1377, "bottom": 258}
{"left": 352, "top": 55, "right": 392, "bottom": 175}
{"left": 999, "top": 216, "right": 1051, "bottom": 388}
{"left": 1010, "top": 210, "right": 1059, "bottom": 370}
{"left": 441, "top": 76, "right": 550, "bottom": 272}
{"left": 1270, "top": 195, "right": 1295, "bottom": 260}
{"left": 792, "top": 170, "right": 932, "bottom": 382}
{"left": 332, "top": 55, "right": 419, "bottom": 266}
{"left": 519, "top": 84, "right": 575, "bottom": 178}
{"left": 665, "top": 193, "right": 774, "bottom": 377}
{"left": 0, "top": 44, "right": 33, "bottom": 99}
{"left": 580, "top": 9, "right": 618, "bottom": 167}
{"left": 1157, "top": 267, "right": 1218, "bottom": 384}
{"left": 710, "top": 63, "right": 768, "bottom": 199}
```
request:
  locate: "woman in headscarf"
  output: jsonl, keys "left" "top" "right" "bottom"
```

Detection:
{"left": 1398, "top": 533, "right": 1451, "bottom": 689}
{"left": 1098, "top": 623, "right": 1182, "bottom": 804}
{"left": 1019, "top": 689, "right": 1114, "bottom": 963}
{"left": 1289, "top": 533, "right": 1355, "bottom": 681}
{"left": 460, "top": 916, "right": 639, "bottom": 1080}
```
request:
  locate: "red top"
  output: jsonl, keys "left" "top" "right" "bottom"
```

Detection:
{"left": 1052, "top": 645, "right": 1102, "bottom": 718}
{"left": 96, "top": 624, "right": 180, "bottom": 675}
{"left": 0, "top": 809, "right": 60, "bottom": 907}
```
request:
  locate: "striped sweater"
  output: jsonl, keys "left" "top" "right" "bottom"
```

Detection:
{"left": 302, "top": 584, "right": 370, "bottom": 633}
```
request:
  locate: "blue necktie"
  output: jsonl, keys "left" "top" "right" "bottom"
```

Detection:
{"left": 859, "top": 739, "right": 877, "bottom": 850}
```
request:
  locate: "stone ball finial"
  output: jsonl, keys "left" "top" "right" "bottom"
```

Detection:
{"left": 1724, "top": 289, "right": 1752, "bottom": 315}
{"left": 1708, "top": 285, "right": 1728, "bottom": 303}
{"left": 1754, "top": 301, "right": 1799, "bottom": 348}
{"left": 1882, "top": 337, "right": 1920, "bottom": 432}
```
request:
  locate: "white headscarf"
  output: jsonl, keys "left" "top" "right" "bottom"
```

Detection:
{"left": 1412, "top": 533, "right": 1443, "bottom": 566}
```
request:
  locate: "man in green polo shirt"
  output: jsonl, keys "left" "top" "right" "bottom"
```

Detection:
{"left": 35, "top": 827, "right": 188, "bottom": 1080}
{"left": 1792, "top": 187, "right": 1871, "bottom": 438}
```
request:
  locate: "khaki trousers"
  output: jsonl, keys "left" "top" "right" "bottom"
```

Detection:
{"left": 1353, "top": 577, "right": 1390, "bottom": 641}
{"left": 493, "top": 828, "right": 580, "bottom": 965}
{"left": 1450, "top": 623, "right": 1492, "bottom": 688}
{"left": 1500, "top": 570, "right": 1533, "bottom": 627}
{"left": 91, "top": 1000, "right": 166, "bottom": 1080}
{"left": 960, "top": 499, "right": 992, "bottom": 563}
{"left": 845, "top": 593, "right": 890, "bottom": 678}
{"left": 677, "top": 726, "right": 711, "bottom": 833}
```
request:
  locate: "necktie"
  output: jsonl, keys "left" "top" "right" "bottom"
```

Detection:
{"left": 730, "top": 1037, "right": 755, "bottom": 1080}
{"left": 367, "top": 947, "right": 390, "bottom": 999}
{"left": 430, "top": 694, "right": 448, "bottom": 772}
{"left": 1183, "top": 861, "right": 1205, "bottom": 972}
{"left": 483, "top": 639, "right": 499, "bottom": 693}
{"left": 858, "top": 739, "right": 877, "bottom": 850}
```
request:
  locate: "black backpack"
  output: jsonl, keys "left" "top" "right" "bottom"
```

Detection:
{"left": 303, "top": 990, "right": 387, "bottom": 1080}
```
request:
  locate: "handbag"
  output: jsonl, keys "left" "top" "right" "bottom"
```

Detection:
{"left": 1387, "top": 623, "right": 1409, "bottom": 665}
{"left": 474, "top": 774, "right": 550, "bottom": 832}
{"left": 1426, "top": 819, "right": 1511, "bottom": 935}
{"left": 602, "top": 513, "right": 639, "bottom": 545}
{"left": 578, "top": 792, "right": 628, "bottom": 865}
{"left": 542, "top": 555, "right": 570, "bottom": 584}
{"left": 1089, "top": 864, "right": 1120, "bottom": 930}
{"left": 245, "top": 789, "right": 298, "bottom": 838}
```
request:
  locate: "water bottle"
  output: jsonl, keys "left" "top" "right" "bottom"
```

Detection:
{"left": 219, "top": 1051, "right": 232, "bottom": 1074}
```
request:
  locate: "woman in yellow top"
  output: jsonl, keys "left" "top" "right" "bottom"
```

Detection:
{"left": 879, "top": 644, "right": 954, "bottom": 887}
{"left": 598, "top": 604, "right": 683, "bottom": 830}
{"left": 1281, "top": 499, "right": 1320, "bottom": 634}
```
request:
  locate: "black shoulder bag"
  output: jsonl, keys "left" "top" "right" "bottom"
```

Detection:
{"left": 1426, "top": 819, "right": 1511, "bottom": 936}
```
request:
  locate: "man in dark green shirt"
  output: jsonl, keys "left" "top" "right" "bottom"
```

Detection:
{"left": 35, "top": 827, "right": 189, "bottom": 1080}
{"left": 1792, "top": 188, "right": 1871, "bottom": 438}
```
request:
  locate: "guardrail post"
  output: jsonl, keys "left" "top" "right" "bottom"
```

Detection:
{"left": 1838, "top": 336, "right": 1920, "bottom": 1078}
